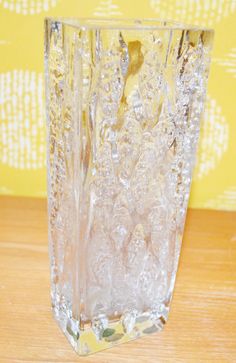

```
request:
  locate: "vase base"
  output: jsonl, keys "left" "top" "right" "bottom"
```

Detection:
{"left": 53, "top": 305, "right": 168, "bottom": 355}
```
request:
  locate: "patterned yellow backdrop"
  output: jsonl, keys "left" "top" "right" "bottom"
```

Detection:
{"left": 0, "top": 0, "right": 236, "bottom": 210}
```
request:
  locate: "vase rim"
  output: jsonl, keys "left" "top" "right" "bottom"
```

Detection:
{"left": 45, "top": 17, "right": 214, "bottom": 32}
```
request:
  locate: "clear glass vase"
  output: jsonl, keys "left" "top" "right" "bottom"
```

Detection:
{"left": 44, "top": 18, "right": 213, "bottom": 355}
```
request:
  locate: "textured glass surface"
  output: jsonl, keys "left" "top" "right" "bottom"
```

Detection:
{"left": 45, "top": 18, "right": 213, "bottom": 355}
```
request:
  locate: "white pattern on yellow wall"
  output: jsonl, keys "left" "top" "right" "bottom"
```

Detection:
{"left": 0, "top": 71, "right": 45, "bottom": 169}
{"left": 149, "top": 0, "right": 236, "bottom": 26}
{"left": 194, "top": 96, "right": 229, "bottom": 180}
{"left": 214, "top": 48, "right": 236, "bottom": 78}
{"left": 93, "top": 0, "right": 122, "bottom": 17}
{"left": 204, "top": 186, "right": 236, "bottom": 210}
{"left": 0, "top": 0, "right": 58, "bottom": 14}
{"left": 0, "top": 0, "right": 235, "bottom": 210}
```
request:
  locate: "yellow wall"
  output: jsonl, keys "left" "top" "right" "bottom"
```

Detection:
{"left": 0, "top": 0, "right": 236, "bottom": 210}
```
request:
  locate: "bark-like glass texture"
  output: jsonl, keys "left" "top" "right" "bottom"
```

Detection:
{"left": 45, "top": 18, "right": 213, "bottom": 355}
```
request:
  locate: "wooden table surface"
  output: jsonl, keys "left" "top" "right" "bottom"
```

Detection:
{"left": 0, "top": 196, "right": 236, "bottom": 363}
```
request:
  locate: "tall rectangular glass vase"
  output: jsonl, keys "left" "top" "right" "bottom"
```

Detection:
{"left": 45, "top": 18, "right": 213, "bottom": 355}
